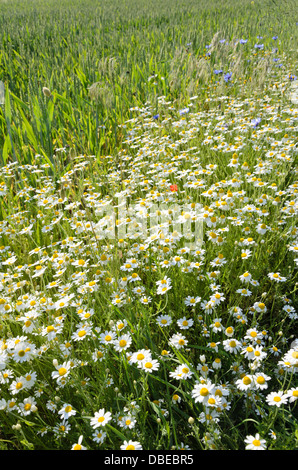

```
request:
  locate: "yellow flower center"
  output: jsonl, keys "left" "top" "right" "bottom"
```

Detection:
{"left": 73, "top": 444, "right": 82, "bottom": 450}
{"left": 243, "top": 376, "right": 251, "bottom": 385}
{"left": 257, "top": 377, "right": 265, "bottom": 384}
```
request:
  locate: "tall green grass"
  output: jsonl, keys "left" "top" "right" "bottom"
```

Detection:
{"left": 0, "top": 0, "right": 297, "bottom": 168}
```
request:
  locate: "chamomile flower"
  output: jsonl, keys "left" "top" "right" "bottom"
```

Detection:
{"left": 235, "top": 374, "right": 255, "bottom": 391}
{"left": 236, "top": 287, "right": 252, "bottom": 297}
{"left": 120, "top": 440, "right": 143, "bottom": 450}
{"left": 92, "top": 430, "right": 107, "bottom": 444}
{"left": 239, "top": 272, "right": 252, "bottom": 283}
{"left": 268, "top": 272, "right": 287, "bottom": 282}
{"left": 283, "top": 348, "right": 298, "bottom": 366}
{"left": 140, "top": 358, "right": 160, "bottom": 373}
{"left": 172, "top": 393, "right": 182, "bottom": 404}
{"left": 192, "top": 380, "right": 215, "bottom": 404}
{"left": 129, "top": 349, "right": 152, "bottom": 366}
{"left": 71, "top": 323, "right": 93, "bottom": 342}
{"left": 58, "top": 403, "right": 77, "bottom": 420}
{"left": 253, "top": 302, "right": 267, "bottom": 314}
{"left": 0, "top": 369, "right": 14, "bottom": 384}
{"left": 156, "top": 276, "right": 172, "bottom": 295}
{"left": 99, "top": 330, "right": 116, "bottom": 346}
{"left": 169, "top": 363, "right": 193, "bottom": 380}
{"left": 51, "top": 360, "right": 72, "bottom": 383}
{"left": 211, "top": 291, "right": 225, "bottom": 305}
{"left": 266, "top": 391, "right": 288, "bottom": 407}
{"left": 210, "top": 318, "right": 224, "bottom": 333}
{"left": 56, "top": 416, "right": 73, "bottom": 434}
{"left": 225, "top": 326, "right": 235, "bottom": 337}
{"left": 71, "top": 435, "right": 87, "bottom": 450}
{"left": 156, "top": 314, "right": 172, "bottom": 327}
{"left": 19, "top": 397, "right": 37, "bottom": 416}
{"left": 119, "top": 415, "right": 137, "bottom": 429}
{"left": 114, "top": 319, "right": 128, "bottom": 332}
{"left": 90, "top": 409, "right": 112, "bottom": 429}
{"left": 285, "top": 387, "right": 298, "bottom": 403}
{"left": 244, "top": 433, "right": 266, "bottom": 450}
{"left": 113, "top": 334, "right": 132, "bottom": 352}
{"left": 184, "top": 295, "right": 201, "bottom": 306}
{"left": 140, "top": 295, "right": 152, "bottom": 305}
{"left": 177, "top": 316, "right": 194, "bottom": 329}
{"left": 9, "top": 377, "right": 26, "bottom": 395}
{"left": 245, "top": 327, "right": 263, "bottom": 342}
{"left": 253, "top": 372, "right": 271, "bottom": 390}
{"left": 23, "top": 371, "right": 37, "bottom": 389}
{"left": 212, "top": 357, "right": 222, "bottom": 369}
{"left": 169, "top": 333, "right": 188, "bottom": 349}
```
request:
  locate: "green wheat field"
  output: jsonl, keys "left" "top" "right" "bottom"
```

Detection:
{"left": 0, "top": 0, "right": 297, "bottom": 451}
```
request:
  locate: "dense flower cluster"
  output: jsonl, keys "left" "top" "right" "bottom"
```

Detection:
{"left": 0, "top": 36, "right": 297, "bottom": 450}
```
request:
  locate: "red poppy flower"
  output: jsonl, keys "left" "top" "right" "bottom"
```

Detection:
{"left": 170, "top": 184, "right": 178, "bottom": 192}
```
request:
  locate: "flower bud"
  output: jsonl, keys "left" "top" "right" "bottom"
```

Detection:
{"left": 42, "top": 87, "right": 51, "bottom": 97}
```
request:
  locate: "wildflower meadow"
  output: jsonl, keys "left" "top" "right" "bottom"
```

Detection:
{"left": 0, "top": 0, "right": 297, "bottom": 452}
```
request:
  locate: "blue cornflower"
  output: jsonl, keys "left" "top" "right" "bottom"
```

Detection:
{"left": 255, "top": 44, "right": 264, "bottom": 49}
{"left": 251, "top": 117, "right": 261, "bottom": 128}
{"left": 214, "top": 69, "right": 223, "bottom": 75}
{"left": 179, "top": 107, "right": 190, "bottom": 115}
{"left": 224, "top": 72, "right": 232, "bottom": 82}
{"left": 239, "top": 39, "right": 248, "bottom": 44}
